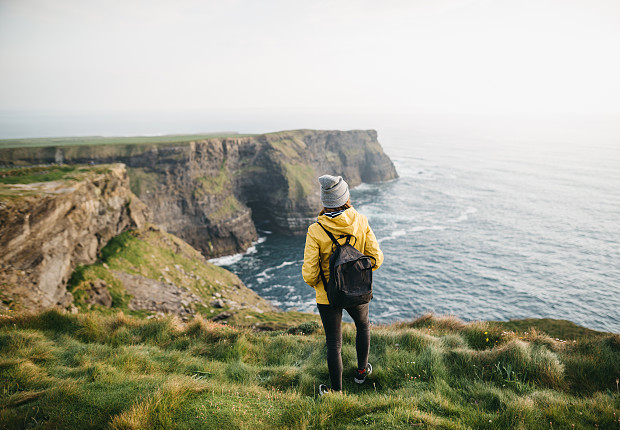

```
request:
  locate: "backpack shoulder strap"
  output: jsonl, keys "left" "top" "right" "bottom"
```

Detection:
{"left": 317, "top": 222, "right": 340, "bottom": 247}
{"left": 318, "top": 260, "right": 329, "bottom": 290}
{"left": 317, "top": 222, "right": 358, "bottom": 248}
{"left": 316, "top": 222, "right": 339, "bottom": 290}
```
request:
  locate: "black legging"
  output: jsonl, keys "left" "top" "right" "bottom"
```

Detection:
{"left": 317, "top": 303, "right": 370, "bottom": 391}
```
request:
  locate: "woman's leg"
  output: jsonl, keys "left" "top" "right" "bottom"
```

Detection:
{"left": 317, "top": 304, "right": 343, "bottom": 391}
{"left": 345, "top": 303, "right": 370, "bottom": 371}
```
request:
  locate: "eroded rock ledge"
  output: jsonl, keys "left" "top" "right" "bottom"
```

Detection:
{"left": 0, "top": 129, "right": 398, "bottom": 258}
{"left": 0, "top": 164, "right": 150, "bottom": 309}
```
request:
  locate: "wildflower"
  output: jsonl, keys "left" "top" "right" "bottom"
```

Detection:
{"left": 486, "top": 338, "right": 489, "bottom": 342}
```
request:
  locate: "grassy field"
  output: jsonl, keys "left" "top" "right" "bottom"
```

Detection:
{"left": 489, "top": 318, "right": 609, "bottom": 342}
{"left": 0, "top": 133, "right": 258, "bottom": 150}
{"left": 0, "top": 165, "right": 112, "bottom": 185}
{"left": 0, "top": 310, "right": 617, "bottom": 429}
{"left": 0, "top": 142, "right": 618, "bottom": 428}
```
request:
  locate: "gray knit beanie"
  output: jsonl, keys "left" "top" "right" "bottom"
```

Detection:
{"left": 318, "top": 175, "right": 350, "bottom": 208}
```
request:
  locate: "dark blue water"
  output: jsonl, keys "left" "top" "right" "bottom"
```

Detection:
{"left": 3, "top": 111, "right": 617, "bottom": 332}
{"left": 213, "top": 130, "right": 620, "bottom": 333}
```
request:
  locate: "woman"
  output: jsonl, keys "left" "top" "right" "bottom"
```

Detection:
{"left": 302, "top": 174, "right": 384, "bottom": 395}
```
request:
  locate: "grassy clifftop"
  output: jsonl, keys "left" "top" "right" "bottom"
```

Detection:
{"left": 0, "top": 131, "right": 398, "bottom": 254}
{"left": 0, "top": 311, "right": 617, "bottom": 429}
{"left": 0, "top": 133, "right": 253, "bottom": 150}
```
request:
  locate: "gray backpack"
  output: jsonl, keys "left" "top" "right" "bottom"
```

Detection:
{"left": 317, "top": 222, "right": 376, "bottom": 308}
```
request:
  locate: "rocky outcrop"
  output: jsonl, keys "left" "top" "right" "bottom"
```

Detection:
{"left": 0, "top": 130, "right": 398, "bottom": 258}
{"left": 239, "top": 130, "right": 398, "bottom": 232}
{"left": 112, "top": 270, "right": 203, "bottom": 317}
{"left": 68, "top": 224, "right": 279, "bottom": 319}
{"left": 0, "top": 164, "right": 150, "bottom": 310}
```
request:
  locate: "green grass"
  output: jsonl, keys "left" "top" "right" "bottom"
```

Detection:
{"left": 126, "top": 167, "right": 160, "bottom": 196}
{"left": 0, "top": 311, "right": 617, "bottom": 429}
{"left": 262, "top": 132, "right": 317, "bottom": 200}
{"left": 0, "top": 165, "right": 119, "bottom": 200}
{"left": 267, "top": 136, "right": 307, "bottom": 160}
{"left": 208, "top": 195, "right": 244, "bottom": 223}
{"left": 282, "top": 162, "right": 316, "bottom": 200}
{"left": 67, "top": 226, "right": 276, "bottom": 320}
{"left": 0, "top": 133, "right": 257, "bottom": 150}
{"left": 490, "top": 318, "right": 608, "bottom": 341}
{"left": 0, "top": 165, "right": 105, "bottom": 185}
{"left": 193, "top": 163, "right": 231, "bottom": 198}
{"left": 65, "top": 225, "right": 317, "bottom": 330}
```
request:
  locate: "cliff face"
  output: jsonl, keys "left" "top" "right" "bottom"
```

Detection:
{"left": 243, "top": 130, "right": 398, "bottom": 231}
{"left": 0, "top": 164, "right": 150, "bottom": 310}
{"left": 0, "top": 130, "right": 398, "bottom": 258}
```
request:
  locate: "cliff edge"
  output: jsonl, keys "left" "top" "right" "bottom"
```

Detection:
{"left": 0, "top": 129, "right": 398, "bottom": 258}
{"left": 0, "top": 164, "right": 289, "bottom": 319}
{"left": 0, "top": 164, "right": 150, "bottom": 310}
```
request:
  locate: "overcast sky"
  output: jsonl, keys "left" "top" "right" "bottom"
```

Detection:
{"left": 1, "top": 0, "right": 619, "bottom": 116}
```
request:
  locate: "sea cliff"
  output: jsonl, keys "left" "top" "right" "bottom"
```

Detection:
{"left": 0, "top": 164, "right": 149, "bottom": 310}
{"left": 0, "top": 164, "right": 284, "bottom": 320}
{"left": 0, "top": 130, "right": 398, "bottom": 258}
{"left": 0, "top": 129, "right": 398, "bottom": 316}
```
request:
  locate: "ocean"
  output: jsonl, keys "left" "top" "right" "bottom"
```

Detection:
{"left": 211, "top": 123, "right": 620, "bottom": 333}
{"left": 2, "top": 111, "right": 619, "bottom": 333}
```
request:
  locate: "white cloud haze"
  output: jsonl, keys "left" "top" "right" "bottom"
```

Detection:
{"left": 1, "top": 0, "right": 619, "bottom": 115}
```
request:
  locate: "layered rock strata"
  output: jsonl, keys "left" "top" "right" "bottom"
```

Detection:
{"left": 0, "top": 130, "right": 398, "bottom": 258}
{"left": 0, "top": 164, "right": 150, "bottom": 310}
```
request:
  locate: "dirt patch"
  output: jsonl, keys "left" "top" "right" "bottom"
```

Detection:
{"left": 112, "top": 270, "right": 202, "bottom": 317}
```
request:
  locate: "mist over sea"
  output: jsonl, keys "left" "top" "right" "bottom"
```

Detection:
{"left": 3, "top": 111, "right": 619, "bottom": 332}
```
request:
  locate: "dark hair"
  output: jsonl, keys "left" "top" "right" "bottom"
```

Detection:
{"left": 319, "top": 200, "right": 351, "bottom": 216}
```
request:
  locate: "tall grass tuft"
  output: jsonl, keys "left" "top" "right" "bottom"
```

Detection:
{"left": 109, "top": 377, "right": 209, "bottom": 429}
{"left": 1, "top": 310, "right": 618, "bottom": 429}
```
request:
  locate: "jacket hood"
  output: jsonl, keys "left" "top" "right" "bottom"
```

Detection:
{"left": 317, "top": 207, "right": 362, "bottom": 237}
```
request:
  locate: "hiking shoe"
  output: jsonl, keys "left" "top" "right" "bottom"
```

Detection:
{"left": 319, "top": 384, "right": 342, "bottom": 396}
{"left": 354, "top": 363, "right": 373, "bottom": 384}
{"left": 318, "top": 384, "right": 330, "bottom": 396}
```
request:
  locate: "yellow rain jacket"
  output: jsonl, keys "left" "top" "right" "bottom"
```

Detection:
{"left": 302, "top": 207, "right": 384, "bottom": 305}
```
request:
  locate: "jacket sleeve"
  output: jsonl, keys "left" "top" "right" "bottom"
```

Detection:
{"left": 302, "top": 228, "right": 321, "bottom": 287}
{"left": 364, "top": 223, "right": 384, "bottom": 270}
